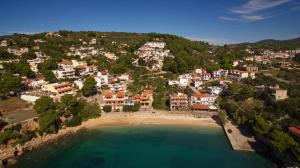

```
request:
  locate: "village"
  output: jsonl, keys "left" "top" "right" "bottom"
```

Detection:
{"left": 0, "top": 35, "right": 292, "bottom": 116}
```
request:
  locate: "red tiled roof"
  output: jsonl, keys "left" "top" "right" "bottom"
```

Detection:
{"left": 191, "top": 104, "right": 210, "bottom": 110}
{"left": 192, "top": 78, "right": 201, "bottom": 82}
{"left": 192, "top": 93, "right": 215, "bottom": 98}
{"left": 76, "top": 65, "right": 97, "bottom": 69}
{"left": 61, "top": 60, "right": 73, "bottom": 65}
{"left": 57, "top": 87, "right": 73, "bottom": 93}
{"left": 133, "top": 94, "right": 141, "bottom": 100}
{"left": 104, "top": 92, "right": 113, "bottom": 98}
{"left": 54, "top": 82, "right": 71, "bottom": 89}
{"left": 289, "top": 127, "right": 300, "bottom": 136}
{"left": 116, "top": 91, "right": 125, "bottom": 98}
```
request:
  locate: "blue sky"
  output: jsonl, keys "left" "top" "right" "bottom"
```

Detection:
{"left": 0, "top": 0, "right": 300, "bottom": 44}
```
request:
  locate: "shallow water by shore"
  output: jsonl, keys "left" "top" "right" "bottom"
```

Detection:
{"left": 12, "top": 125, "right": 274, "bottom": 168}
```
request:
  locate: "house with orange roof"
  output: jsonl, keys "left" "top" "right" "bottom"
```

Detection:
{"left": 190, "top": 93, "right": 216, "bottom": 106}
{"left": 191, "top": 104, "right": 218, "bottom": 112}
{"left": 41, "top": 82, "right": 77, "bottom": 97}
{"left": 133, "top": 89, "right": 153, "bottom": 108}
{"left": 102, "top": 90, "right": 129, "bottom": 111}
{"left": 169, "top": 93, "right": 188, "bottom": 111}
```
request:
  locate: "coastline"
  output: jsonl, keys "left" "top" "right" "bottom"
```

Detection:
{"left": 0, "top": 112, "right": 220, "bottom": 167}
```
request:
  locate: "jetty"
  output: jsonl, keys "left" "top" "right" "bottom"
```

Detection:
{"left": 223, "top": 119, "right": 256, "bottom": 152}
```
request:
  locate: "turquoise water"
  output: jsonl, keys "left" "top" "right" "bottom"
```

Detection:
{"left": 13, "top": 126, "right": 273, "bottom": 168}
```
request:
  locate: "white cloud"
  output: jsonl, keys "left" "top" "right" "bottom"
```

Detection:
{"left": 219, "top": 0, "right": 291, "bottom": 22}
{"left": 218, "top": 16, "right": 241, "bottom": 21}
{"left": 240, "top": 14, "right": 270, "bottom": 21}
{"left": 231, "top": 0, "right": 291, "bottom": 14}
{"left": 219, "top": 14, "right": 270, "bottom": 22}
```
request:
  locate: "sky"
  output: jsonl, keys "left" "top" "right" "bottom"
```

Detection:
{"left": 0, "top": 0, "right": 300, "bottom": 44}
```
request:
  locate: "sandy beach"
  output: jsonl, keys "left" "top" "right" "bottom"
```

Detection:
{"left": 82, "top": 112, "right": 221, "bottom": 129}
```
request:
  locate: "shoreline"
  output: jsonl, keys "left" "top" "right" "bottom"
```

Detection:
{"left": 0, "top": 112, "right": 220, "bottom": 167}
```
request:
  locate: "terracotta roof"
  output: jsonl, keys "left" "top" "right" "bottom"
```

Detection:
{"left": 101, "top": 70, "right": 108, "bottom": 75}
{"left": 104, "top": 92, "right": 113, "bottom": 98}
{"left": 54, "top": 82, "right": 71, "bottom": 89}
{"left": 76, "top": 65, "right": 97, "bottom": 69}
{"left": 192, "top": 93, "right": 215, "bottom": 98}
{"left": 191, "top": 104, "right": 210, "bottom": 110}
{"left": 116, "top": 91, "right": 125, "bottom": 98}
{"left": 192, "top": 78, "right": 201, "bottom": 82}
{"left": 171, "top": 95, "right": 187, "bottom": 100}
{"left": 57, "top": 87, "right": 73, "bottom": 93}
{"left": 289, "top": 127, "right": 300, "bottom": 136}
{"left": 61, "top": 60, "right": 73, "bottom": 65}
{"left": 133, "top": 94, "right": 141, "bottom": 100}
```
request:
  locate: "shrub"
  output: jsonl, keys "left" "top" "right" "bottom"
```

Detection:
{"left": 103, "top": 105, "right": 112, "bottom": 112}
{"left": 65, "top": 116, "right": 82, "bottom": 127}
{"left": 80, "top": 103, "right": 100, "bottom": 121}
{"left": 17, "top": 131, "right": 37, "bottom": 145}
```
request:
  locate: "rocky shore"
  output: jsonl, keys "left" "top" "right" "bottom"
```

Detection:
{"left": 0, "top": 125, "right": 84, "bottom": 167}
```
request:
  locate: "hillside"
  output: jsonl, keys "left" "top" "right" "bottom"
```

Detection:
{"left": 235, "top": 37, "right": 300, "bottom": 51}
{"left": 0, "top": 31, "right": 215, "bottom": 74}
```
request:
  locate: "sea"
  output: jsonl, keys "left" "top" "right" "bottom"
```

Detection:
{"left": 13, "top": 125, "right": 274, "bottom": 168}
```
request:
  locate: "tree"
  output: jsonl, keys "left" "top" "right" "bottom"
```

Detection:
{"left": 0, "top": 49, "right": 16, "bottom": 60}
{"left": 123, "top": 103, "right": 140, "bottom": 112}
{"left": 65, "top": 115, "right": 82, "bottom": 127}
{"left": 249, "top": 115, "right": 271, "bottom": 135}
{"left": 96, "top": 57, "right": 110, "bottom": 71}
{"left": 80, "top": 103, "right": 100, "bottom": 121}
{"left": 138, "top": 58, "right": 146, "bottom": 66}
{"left": 218, "top": 110, "right": 227, "bottom": 125}
{"left": 38, "top": 59, "right": 58, "bottom": 73}
{"left": 270, "top": 130, "right": 296, "bottom": 153}
{"left": 0, "top": 75, "right": 22, "bottom": 94}
{"left": 44, "top": 70, "right": 58, "bottom": 83}
{"left": 21, "top": 51, "right": 36, "bottom": 60}
{"left": 163, "top": 57, "right": 178, "bottom": 73}
{"left": 293, "top": 53, "right": 300, "bottom": 64}
{"left": 81, "top": 77, "right": 97, "bottom": 97}
{"left": 60, "top": 94, "right": 83, "bottom": 116}
{"left": 33, "top": 96, "right": 56, "bottom": 113}
{"left": 111, "top": 64, "right": 127, "bottom": 74}
{"left": 38, "top": 109, "right": 60, "bottom": 133}
{"left": 17, "top": 61, "right": 36, "bottom": 78}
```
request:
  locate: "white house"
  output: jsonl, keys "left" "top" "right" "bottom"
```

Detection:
{"left": 191, "top": 78, "right": 203, "bottom": 89}
{"left": 117, "top": 74, "right": 130, "bottom": 81}
{"left": 212, "top": 69, "right": 228, "bottom": 78}
{"left": 190, "top": 93, "right": 217, "bottom": 105}
{"left": 0, "top": 40, "right": 8, "bottom": 47}
{"left": 94, "top": 71, "right": 109, "bottom": 88}
{"left": 201, "top": 73, "right": 211, "bottom": 81}
{"left": 27, "top": 58, "right": 44, "bottom": 73}
{"left": 207, "top": 86, "right": 223, "bottom": 95}
{"left": 179, "top": 74, "right": 191, "bottom": 88}
{"left": 52, "top": 69, "right": 76, "bottom": 79}
{"left": 168, "top": 80, "right": 179, "bottom": 86}
{"left": 74, "top": 79, "right": 84, "bottom": 89}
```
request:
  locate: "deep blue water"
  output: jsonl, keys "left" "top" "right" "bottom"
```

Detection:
{"left": 13, "top": 126, "right": 274, "bottom": 168}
